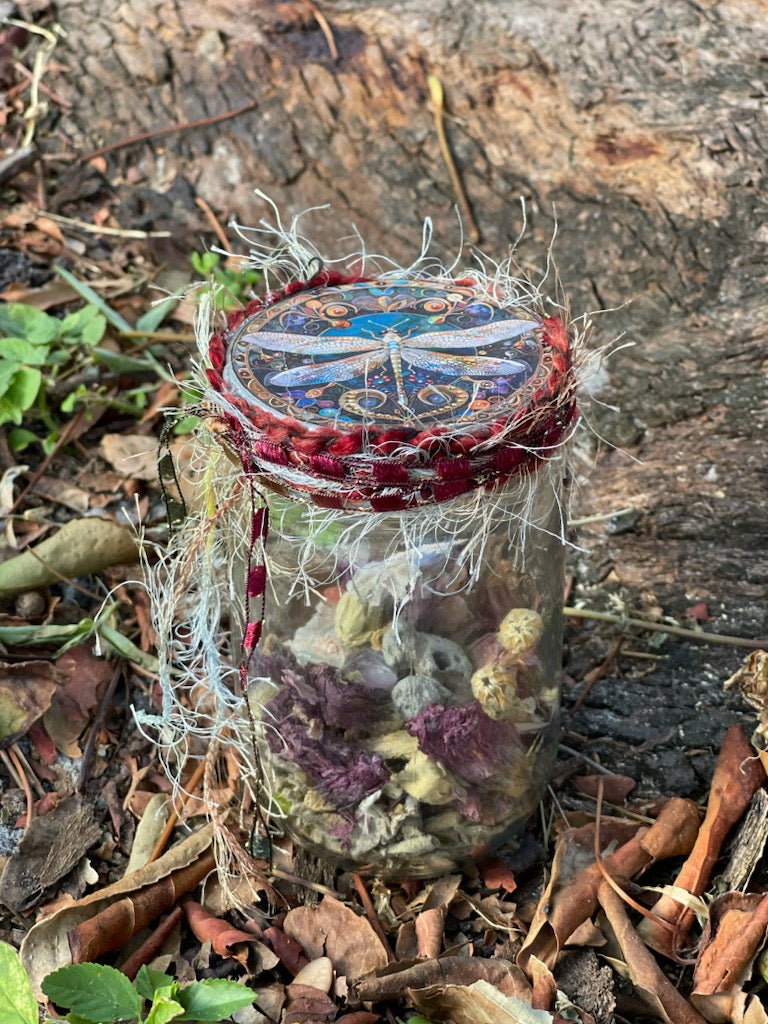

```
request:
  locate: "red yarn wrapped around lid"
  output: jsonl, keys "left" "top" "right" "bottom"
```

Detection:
{"left": 207, "top": 271, "right": 577, "bottom": 511}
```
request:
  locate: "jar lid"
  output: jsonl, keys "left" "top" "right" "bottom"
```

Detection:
{"left": 206, "top": 273, "right": 576, "bottom": 511}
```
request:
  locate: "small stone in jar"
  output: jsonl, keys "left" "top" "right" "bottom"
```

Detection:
{"left": 289, "top": 603, "right": 347, "bottom": 667}
{"left": 342, "top": 649, "right": 398, "bottom": 690}
{"left": 498, "top": 608, "right": 543, "bottom": 658}
{"left": 415, "top": 634, "right": 473, "bottom": 698}
{"left": 392, "top": 674, "right": 452, "bottom": 720}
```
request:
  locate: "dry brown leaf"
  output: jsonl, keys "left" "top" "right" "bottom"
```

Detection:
{"left": 0, "top": 659, "right": 61, "bottom": 746}
{"left": 573, "top": 774, "right": 636, "bottom": 804}
{"left": 283, "top": 895, "right": 388, "bottom": 983}
{"left": 598, "top": 882, "right": 707, "bottom": 1024}
{"left": 19, "top": 824, "right": 214, "bottom": 997}
{"left": 100, "top": 433, "right": 159, "bottom": 481}
{"left": 527, "top": 955, "right": 557, "bottom": 1012}
{"left": 44, "top": 644, "right": 114, "bottom": 757}
{"left": 354, "top": 955, "right": 531, "bottom": 1003}
{"left": 639, "top": 725, "right": 766, "bottom": 957}
{"left": 480, "top": 856, "right": 518, "bottom": 894}
{"left": 262, "top": 924, "right": 309, "bottom": 975}
{"left": 282, "top": 982, "right": 336, "bottom": 1024}
{"left": 415, "top": 906, "right": 446, "bottom": 959}
{"left": 408, "top": 978, "right": 550, "bottom": 1024}
{"left": 183, "top": 900, "right": 257, "bottom": 966}
{"left": 518, "top": 797, "right": 700, "bottom": 974}
{"left": 691, "top": 892, "right": 768, "bottom": 1023}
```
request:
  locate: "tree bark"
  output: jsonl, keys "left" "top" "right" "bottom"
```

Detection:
{"left": 19, "top": 0, "right": 768, "bottom": 783}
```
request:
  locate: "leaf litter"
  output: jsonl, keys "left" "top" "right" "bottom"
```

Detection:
{"left": 0, "top": 38, "right": 767, "bottom": 1022}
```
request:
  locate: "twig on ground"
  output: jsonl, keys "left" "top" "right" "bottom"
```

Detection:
{"left": 301, "top": 0, "right": 339, "bottom": 62}
{"left": 5, "top": 19, "right": 64, "bottom": 147}
{"left": 195, "top": 196, "right": 231, "bottom": 250}
{"left": 352, "top": 873, "right": 397, "bottom": 962}
{"left": 79, "top": 100, "right": 260, "bottom": 163}
{"left": 427, "top": 75, "right": 480, "bottom": 244}
{"left": 77, "top": 663, "right": 123, "bottom": 791}
{"left": 564, "top": 605, "right": 765, "bottom": 650}
{"left": 5, "top": 745, "right": 33, "bottom": 828}
{"left": 118, "top": 905, "right": 185, "bottom": 979}
{"left": 37, "top": 210, "right": 171, "bottom": 238}
{"left": 570, "top": 636, "right": 624, "bottom": 713}
{"left": 148, "top": 758, "right": 207, "bottom": 863}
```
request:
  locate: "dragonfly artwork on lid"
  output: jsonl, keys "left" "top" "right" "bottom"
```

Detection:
{"left": 224, "top": 279, "right": 550, "bottom": 426}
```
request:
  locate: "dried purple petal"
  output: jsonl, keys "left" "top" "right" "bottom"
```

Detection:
{"left": 275, "top": 662, "right": 387, "bottom": 731}
{"left": 405, "top": 701, "right": 523, "bottom": 785}
{"left": 263, "top": 686, "right": 389, "bottom": 810}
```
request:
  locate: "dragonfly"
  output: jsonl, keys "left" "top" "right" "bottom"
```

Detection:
{"left": 242, "top": 318, "right": 538, "bottom": 407}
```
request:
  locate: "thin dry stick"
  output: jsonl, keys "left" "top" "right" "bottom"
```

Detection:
{"left": 148, "top": 757, "right": 207, "bottom": 863}
{"left": 352, "top": 873, "right": 396, "bottom": 962}
{"left": 79, "top": 100, "right": 260, "bottom": 163}
{"left": 25, "top": 545, "right": 105, "bottom": 603}
{"left": 77, "top": 663, "right": 123, "bottom": 791}
{"left": 195, "top": 196, "right": 232, "bottom": 250}
{"left": 564, "top": 605, "right": 765, "bottom": 650}
{"left": 5, "top": 19, "right": 63, "bottom": 147}
{"left": 301, "top": 0, "right": 339, "bottom": 61}
{"left": 37, "top": 210, "right": 171, "bottom": 238}
{"left": 6, "top": 746, "right": 33, "bottom": 828}
{"left": 427, "top": 75, "right": 481, "bottom": 244}
{"left": 8, "top": 743, "right": 45, "bottom": 799}
{"left": 570, "top": 636, "right": 624, "bottom": 714}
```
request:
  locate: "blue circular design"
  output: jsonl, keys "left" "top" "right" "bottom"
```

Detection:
{"left": 224, "top": 279, "right": 544, "bottom": 427}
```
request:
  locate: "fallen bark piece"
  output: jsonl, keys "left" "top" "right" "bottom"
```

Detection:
{"left": 0, "top": 795, "right": 100, "bottom": 913}
{"left": 0, "top": 518, "right": 140, "bottom": 598}
{"left": 638, "top": 725, "right": 766, "bottom": 957}
{"left": 598, "top": 882, "right": 707, "bottom": 1024}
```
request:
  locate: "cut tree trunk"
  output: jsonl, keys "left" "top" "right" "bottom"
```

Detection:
{"left": 19, "top": 0, "right": 768, "bottom": 786}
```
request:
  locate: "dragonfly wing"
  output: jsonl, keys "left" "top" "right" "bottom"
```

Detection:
{"left": 408, "top": 318, "right": 538, "bottom": 350}
{"left": 240, "top": 330, "right": 377, "bottom": 356}
{"left": 270, "top": 350, "right": 388, "bottom": 386}
{"left": 404, "top": 348, "right": 530, "bottom": 377}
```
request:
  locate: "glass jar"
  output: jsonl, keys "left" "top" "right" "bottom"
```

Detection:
{"left": 205, "top": 273, "right": 577, "bottom": 878}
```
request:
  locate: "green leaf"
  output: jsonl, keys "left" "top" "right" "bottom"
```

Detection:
{"left": 135, "top": 295, "right": 180, "bottom": 334}
{"left": 92, "top": 347, "right": 158, "bottom": 374}
{"left": 42, "top": 964, "right": 142, "bottom": 1023}
{"left": 135, "top": 967, "right": 176, "bottom": 1002}
{"left": 53, "top": 266, "right": 134, "bottom": 334}
{"left": 7, "top": 428, "right": 40, "bottom": 453}
{"left": 176, "top": 979, "right": 256, "bottom": 1021}
{"left": 0, "top": 942, "right": 38, "bottom": 1024}
{"left": 143, "top": 996, "right": 184, "bottom": 1024}
{"left": 0, "top": 304, "right": 60, "bottom": 345}
{"left": 0, "top": 361, "right": 23, "bottom": 394}
{"left": 0, "top": 338, "right": 50, "bottom": 365}
{"left": 6, "top": 366, "right": 42, "bottom": 410}
{"left": 0, "top": 367, "right": 42, "bottom": 426}
{"left": 60, "top": 305, "right": 107, "bottom": 346}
